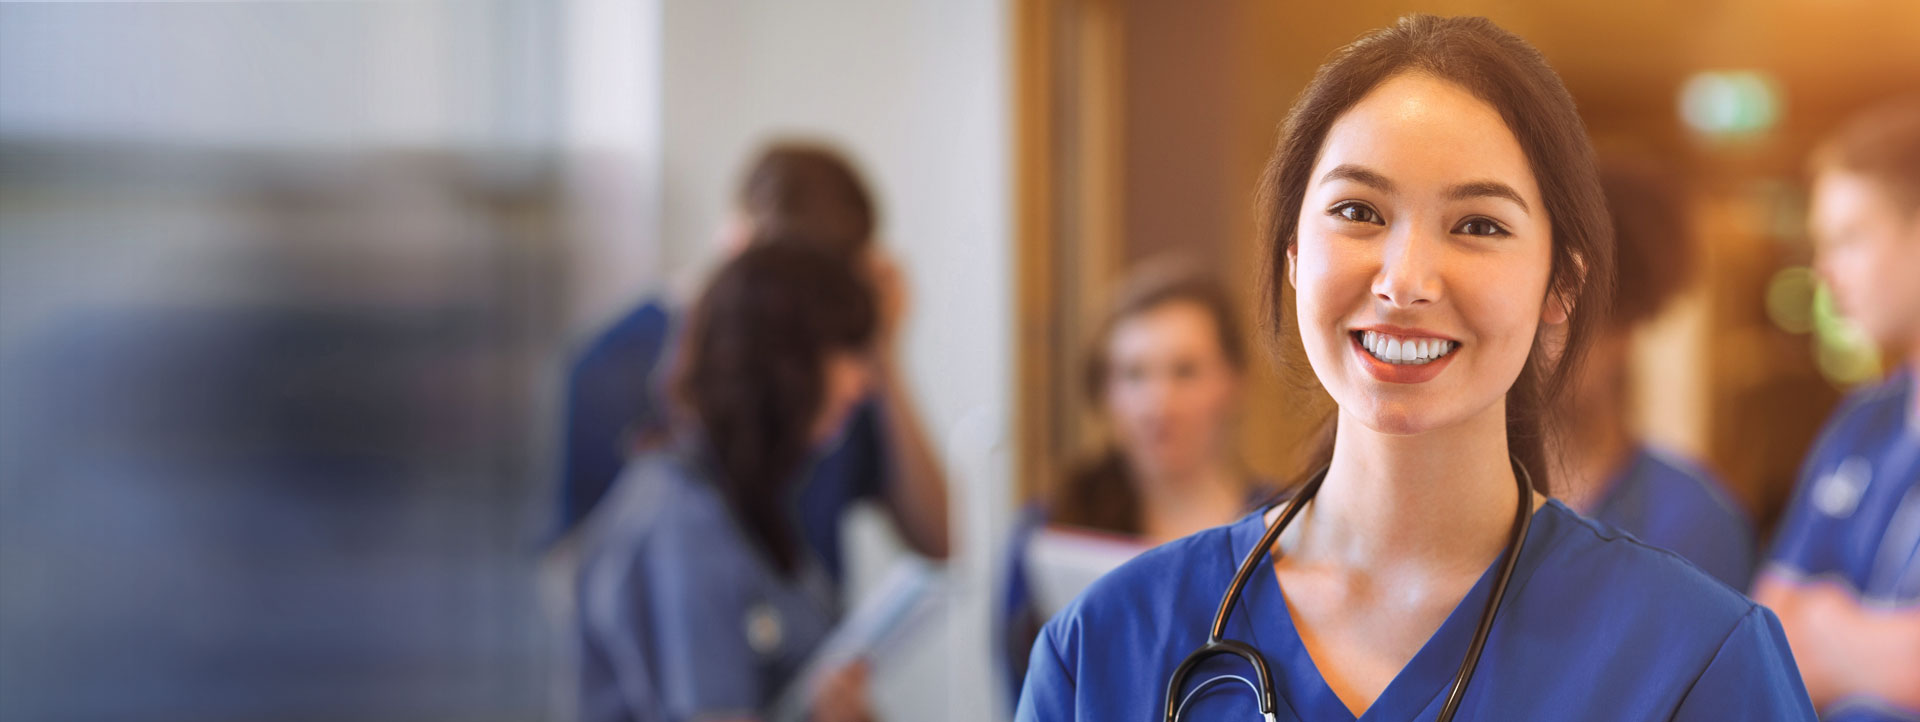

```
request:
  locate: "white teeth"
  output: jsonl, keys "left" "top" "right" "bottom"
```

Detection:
{"left": 1358, "top": 331, "right": 1455, "bottom": 365}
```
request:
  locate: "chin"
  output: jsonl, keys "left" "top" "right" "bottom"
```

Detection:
{"left": 1347, "top": 390, "right": 1471, "bottom": 437}
{"left": 1356, "top": 404, "right": 1438, "bottom": 436}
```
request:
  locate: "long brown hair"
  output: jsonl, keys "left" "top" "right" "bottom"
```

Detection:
{"left": 1599, "top": 156, "right": 1693, "bottom": 329}
{"left": 678, "top": 241, "right": 877, "bottom": 575}
{"left": 1051, "top": 268, "right": 1249, "bottom": 533}
{"left": 1257, "top": 15, "right": 1615, "bottom": 492}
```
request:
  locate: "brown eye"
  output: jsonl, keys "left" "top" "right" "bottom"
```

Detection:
{"left": 1332, "top": 202, "right": 1383, "bottom": 225}
{"left": 1455, "top": 217, "right": 1510, "bottom": 237}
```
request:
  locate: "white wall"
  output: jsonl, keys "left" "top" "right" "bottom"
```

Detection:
{"left": 657, "top": 0, "right": 1014, "bottom": 716}
{"left": 0, "top": 2, "right": 549, "bottom": 151}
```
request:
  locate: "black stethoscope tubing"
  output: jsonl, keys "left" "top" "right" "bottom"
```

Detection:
{"left": 1162, "top": 459, "right": 1535, "bottom": 722}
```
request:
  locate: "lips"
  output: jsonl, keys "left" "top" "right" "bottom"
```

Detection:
{"left": 1348, "top": 327, "right": 1459, "bottom": 384}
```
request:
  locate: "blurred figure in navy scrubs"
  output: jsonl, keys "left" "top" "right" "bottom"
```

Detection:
{"left": 1753, "top": 97, "right": 1920, "bottom": 722}
{"left": 575, "top": 242, "right": 883, "bottom": 722}
{"left": 996, "top": 265, "right": 1271, "bottom": 705}
{"left": 557, "top": 142, "right": 950, "bottom": 582}
{"left": 1018, "top": 16, "right": 1813, "bottom": 720}
{"left": 1552, "top": 157, "right": 1756, "bottom": 588}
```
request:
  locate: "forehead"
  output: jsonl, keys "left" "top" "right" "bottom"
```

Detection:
{"left": 1109, "top": 302, "right": 1220, "bottom": 356}
{"left": 1812, "top": 170, "right": 1906, "bottom": 226}
{"left": 1311, "top": 72, "right": 1541, "bottom": 205}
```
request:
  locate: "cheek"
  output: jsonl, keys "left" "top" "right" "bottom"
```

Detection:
{"left": 1454, "top": 262, "right": 1550, "bottom": 373}
{"left": 1187, "top": 374, "right": 1236, "bottom": 418}
{"left": 1182, "top": 380, "right": 1236, "bottom": 443}
{"left": 1104, "top": 384, "right": 1148, "bottom": 429}
{"left": 1292, "top": 246, "right": 1359, "bottom": 346}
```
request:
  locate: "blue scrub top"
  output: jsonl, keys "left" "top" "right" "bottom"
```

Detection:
{"left": 1018, "top": 500, "right": 1815, "bottom": 721}
{"left": 575, "top": 451, "right": 839, "bottom": 722}
{"left": 557, "top": 297, "right": 889, "bottom": 582}
{"left": 1590, "top": 445, "right": 1757, "bottom": 589}
{"left": 1766, "top": 369, "right": 1920, "bottom": 722}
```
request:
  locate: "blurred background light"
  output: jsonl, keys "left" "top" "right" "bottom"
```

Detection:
{"left": 1811, "top": 282, "right": 1884, "bottom": 384}
{"left": 1765, "top": 266, "right": 1819, "bottom": 335}
{"left": 1680, "top": 70, "right": 1782, "bottom": 138}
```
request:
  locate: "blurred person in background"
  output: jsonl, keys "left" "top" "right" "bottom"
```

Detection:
{"left": 994, "top": 265, "right": 1270, "bottom": 707}
{"left": 557, "top": 142, "right": 951, "bottom": 582}
{"left": 1018, "top": 16, "right": 1812, "bottom": 720}
{"left": 1753, "top": 97, "right": 1920, "bottom": 722}
{"left": 574, "top": 242, "right": 884, "bottom": 722}
{"left": 1551, "top": 157, "right": 1756, "bottom": 588}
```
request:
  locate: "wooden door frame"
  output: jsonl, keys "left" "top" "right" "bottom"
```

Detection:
{"left": 1012, "top": 0, "right": 1126, "bottom": 504}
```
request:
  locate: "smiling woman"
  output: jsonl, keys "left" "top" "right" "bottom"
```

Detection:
{"left": 1015, "top": 15, "right": 1816, "bottom": 722}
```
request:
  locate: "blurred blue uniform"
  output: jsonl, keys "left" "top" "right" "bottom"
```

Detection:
{"left": 557, "top": 298, "right": 888, "bottom": 582}
{"left": 996, "top": 503, "right": 1051, "bottom": 706}
{"left": 1767, "top": 369, "right": 1920, "bottom": 722}
{"left": 1018, "top": 500, "right": 1815, "bottom": 720}
{"left": 576, "top": 451, "right": 839, "bottom": 722}
{"left": 559, "top": 300, "right": 675, "bottom": 534}
{"left": 1590, "top": 446, "right": 1756, "bottom": 588}
{"left": 996, "top": 484, "right": 1275, "bottom": 709}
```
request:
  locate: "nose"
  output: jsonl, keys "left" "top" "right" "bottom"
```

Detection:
{"left": 1372, "top": 229, "right": 1442, "bottom": 308}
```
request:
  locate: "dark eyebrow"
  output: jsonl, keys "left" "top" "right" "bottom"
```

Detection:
{"left": 1448, "top": 180, "right": 1530, "bottom": 214}
{"left": 1319, "top": 164, "right": 1395, "bottom": 194}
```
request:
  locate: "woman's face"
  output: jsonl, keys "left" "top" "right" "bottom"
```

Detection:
{"left": 1103, "top": 301, "right": 1241, "bottom": 481}
{"left": 809, "top": 351, "right": 873, "bottom": 446}
{"left": 1290, "top": 72, "right": 1563, "bottom": 436}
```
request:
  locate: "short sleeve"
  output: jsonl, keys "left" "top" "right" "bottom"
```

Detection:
{"left": 1670, "top": 606, "right": 1817, "bottom": 721}
{"left": 642, "top": 514, "right": 763, "bottom": 719}
{"left": 581, "top": 507, "right": 764, "bottom": 722}
{"left": 1014, "top": 621, "right": 1077, "bottom": 721}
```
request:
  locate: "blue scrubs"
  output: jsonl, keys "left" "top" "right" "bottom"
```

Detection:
{"left": 1766, "top": 369, "right": 1920, "bottom": 722}
{"left": 1590, "top": 445, "right": 1757, "bottom": 588}
{"left": 1018, "top": 500, "right": 1815, "bottom": 720}
{"left": 557, "top": 297, "right": 888, "bottom": 582}
{"left": 576, "top": 451, "right": 839, "bottom": 722}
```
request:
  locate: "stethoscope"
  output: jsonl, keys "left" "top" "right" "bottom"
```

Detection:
{"left": 1163, "top": 459, "right": 1535, "bottom": 722}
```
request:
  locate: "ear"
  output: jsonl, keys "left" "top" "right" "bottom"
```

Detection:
{"left": 1541, "top": 288, "right": 1572, "bottom": 326}
{"left": 1285, "top": 241, "right": 1299, "bottom": 289}
{"left": 1542, "top": 250, "right": 1588, "bottom": 326}
{"left": 716, "top": 213, "right": 753, "bottom": 256}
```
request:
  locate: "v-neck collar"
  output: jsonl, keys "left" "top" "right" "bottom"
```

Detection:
{"left": 1224, "top": 501, "right": 1560, "bottom": 721}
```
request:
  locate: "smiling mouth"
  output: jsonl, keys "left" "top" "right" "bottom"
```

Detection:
{"left": 1351, "top": 330, "right": 1459, "bottom": 366}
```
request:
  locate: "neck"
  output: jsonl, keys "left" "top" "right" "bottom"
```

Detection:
{"left": 1135, "top": 456, "right": 1243, "bottom": 545}
{"left": 1285, "top": 400, "right": 1526, "bottom": 575}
